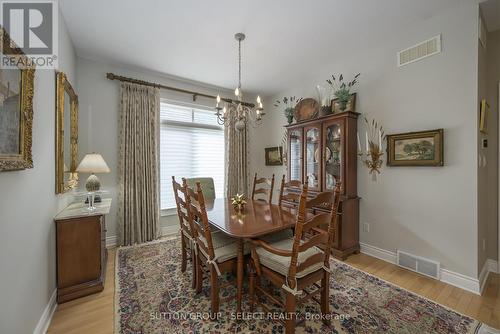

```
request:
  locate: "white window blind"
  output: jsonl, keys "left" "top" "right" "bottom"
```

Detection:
{"left": 160, "top": 101, "right": 225, "bottom": 210}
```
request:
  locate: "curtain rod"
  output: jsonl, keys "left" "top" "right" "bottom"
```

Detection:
{"left": 106, "top": 72, "right": 255, "bottom": 108}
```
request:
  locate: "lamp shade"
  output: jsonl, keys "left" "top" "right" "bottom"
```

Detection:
{"left": 76, "top": 153, "right": 110, "bottom": 174}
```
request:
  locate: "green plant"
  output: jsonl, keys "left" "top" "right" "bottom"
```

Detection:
{"left": 283, "top": 107, "right": 295, "bottom": 118}
{"left": 274, "top": 96, "right": 302, "bottom": 110}
{"left": 327, "top": 73, "right": 360, "bottom": 110}
{"left": 275, "top": 96, "right": 302, "bottom": 124}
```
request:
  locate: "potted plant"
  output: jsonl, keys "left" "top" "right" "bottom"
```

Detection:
{"left": 327, "top": 73, "right": 360, "bottom": 112}
{"left": 274, "top": 96, "right": 302, "bottom": 124}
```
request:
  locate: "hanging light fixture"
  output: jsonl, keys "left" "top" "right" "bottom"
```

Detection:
{"left": 214, "top": 33, "right": 264, "bottom": 131}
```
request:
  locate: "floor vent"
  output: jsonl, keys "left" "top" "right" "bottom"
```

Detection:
{"left": 397, "top": 250, "right": 440, "bottom": 279}
{"left": 397, "top": 34, "right": 441, "bottom": 67}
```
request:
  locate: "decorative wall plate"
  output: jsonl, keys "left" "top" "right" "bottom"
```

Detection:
{"left": 294, "top": 98, "right": 319, "bottom": 121}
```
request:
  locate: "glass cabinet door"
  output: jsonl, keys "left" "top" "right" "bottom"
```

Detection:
{"left": 288, "top": 129, "right": 302, "bottom": 182}
{"left": 305, "top": 126, "right": 321, "bottom": 190}
{"left": 323, "top": 121, "right": 343, "bottom": 191}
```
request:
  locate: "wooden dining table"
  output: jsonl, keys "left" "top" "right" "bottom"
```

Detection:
{"left": 204, "top": 198, "right": 299, "bottom": 313}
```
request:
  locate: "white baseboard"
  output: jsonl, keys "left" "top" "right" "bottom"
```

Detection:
{"left": 360, "top": 242, "right": 397, "bottom": 264}
{"left": 106, "top": 235, "right": 117, "bottom": 248}
{"left": 478, "top": 259, "right": 499, "bottom": 294}
{"left": 359, "top": 242, "right": 497, "bottom": 295}
{"left": 33, "top": 289, "right": 57, "bottom": 334}
{"left": 441, "top": 268, "right": 480, "bottom": 294}
{"left": 487, "top": 258, "right": 498, "bottom": 273}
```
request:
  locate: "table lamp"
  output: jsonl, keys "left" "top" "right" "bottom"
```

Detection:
{"left": 76, "top": 153, "right": 110, "bottom": 193}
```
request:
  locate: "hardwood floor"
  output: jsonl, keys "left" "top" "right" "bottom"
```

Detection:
{"left": 48, "top": 249, "right": 115, "bottom": 334}
{"left": 47, "top": 247, "right": 500, "bottom": 333}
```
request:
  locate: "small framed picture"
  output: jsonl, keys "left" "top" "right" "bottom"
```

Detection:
{"left": 331, "top": 93, "right": 356, "bottom": 114}
{"left": 265, "top": 146, "right": 283, "bottom": 166}
{"left": 479, "top": 99, "right": 489, "bottom": 134}
{"left": 386, "top": 129, "right": 444, "bottom": 166}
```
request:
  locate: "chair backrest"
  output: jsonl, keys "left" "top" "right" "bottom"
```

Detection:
{"left": 172, "top": 176, "right": 195, "bottom": 239}
{"left": 278, "top": 175, "right": 302, "bottom": 208}
{"left": 251, "top": 173, "right": 275, "bottom": 203}
{"left": 287, "top": 182, "right": 342, "bottom": 288}
{"left": 186, "top": 177, "right": 216, "bottom": 200}
{"left": 185, "top": 181, "right": 216, "bottom": 261}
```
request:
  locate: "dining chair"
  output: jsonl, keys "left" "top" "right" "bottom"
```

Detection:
{"left": 251, "top": 173, "right": 275, "bottom": 203}
{"left": 261, "top": 176, "right": 303, "bottom": 243}
{"left": 171, "top": 176, "right": 197, "bottom": 289}
{"left": 186, "top": 177, "right": 216, "bottom": 200}
{"left": 185, "top": 181, "right": 245, "bottom": 315}
{"left": 278, "top": 175, "right": 303, "bottom": 209}
{"left": 248, "top": 182, "right": 342, "bottom": 334}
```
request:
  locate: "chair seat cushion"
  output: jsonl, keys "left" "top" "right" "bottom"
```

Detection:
{"left": 198, "top": 231, "right": 249, "bottom": 263}
{"left": 256, "top": 238, "right": 324, "bottom": 278}
{"left": 261, "top": 228, "right": 294, "bottom": 243}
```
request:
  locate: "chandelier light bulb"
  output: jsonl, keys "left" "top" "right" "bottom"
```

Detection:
{"left": 256, "top": 95, "right": 261, "bottom": 104}
{"left": 216, "top": 94, "right": 221, "bottom": 103}
{"left": 235, "top": 87, "right": 240, "bottom": 97}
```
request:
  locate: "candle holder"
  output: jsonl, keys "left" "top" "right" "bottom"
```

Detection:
{"left": 359, "top": 141, "right": 384, "bottom": 174}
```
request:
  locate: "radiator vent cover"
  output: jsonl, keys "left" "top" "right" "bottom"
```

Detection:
{"left": 397, "top": 250, "right": 440, "bottom": 279}
{"left": 397, "top": 35, "right": 441, "bottom": 67}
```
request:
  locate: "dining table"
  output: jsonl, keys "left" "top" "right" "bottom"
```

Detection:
{"left": 204, "top": 198, "right": 299, "bottom": 313}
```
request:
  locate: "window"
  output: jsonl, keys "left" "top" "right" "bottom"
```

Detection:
{"left": 160, "top": 101, "right": 225, "bottom": 211}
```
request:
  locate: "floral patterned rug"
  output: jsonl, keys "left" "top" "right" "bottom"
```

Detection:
{"left": 115, "top": 237, "right": 487, "bottom": 334}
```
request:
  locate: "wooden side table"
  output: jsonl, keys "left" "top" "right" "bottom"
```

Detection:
{"left": 54, "top": 198, "right": 112, "bottom": 303}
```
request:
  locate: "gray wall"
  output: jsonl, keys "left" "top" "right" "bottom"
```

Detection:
{"left": 76, "top": 57, "right": 234, "bottom": 240}
{"left": 486, "top": 29, "right": 500, "bottom": 262}
{"left": 249, "top": 2, "right": 480, "bottom": 277}
{"left": 0, "top": 9, "right": 77, "bottom": 334}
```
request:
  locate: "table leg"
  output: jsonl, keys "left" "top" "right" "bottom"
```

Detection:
{"left": 236, "top": 238, "right": 244, "bottom": 313}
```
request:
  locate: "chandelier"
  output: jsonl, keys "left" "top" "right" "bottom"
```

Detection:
{"left": 215, "top": 33, "right": 264, "bottom": 131}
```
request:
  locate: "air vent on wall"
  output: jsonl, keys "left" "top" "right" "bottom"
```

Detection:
{"left": 397, "top": 35, "right": 441, "bottom": 67}
{"left": 397, "top": 250, "right": 440, "bottom": 279}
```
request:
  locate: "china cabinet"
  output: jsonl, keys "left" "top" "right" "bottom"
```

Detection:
{"left": 285, "top": 111, "right": 359, "bottom": 259}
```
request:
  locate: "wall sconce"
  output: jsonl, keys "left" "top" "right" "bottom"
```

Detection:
{"left": 357, "top": 117, "right": 385, "bottom": 174}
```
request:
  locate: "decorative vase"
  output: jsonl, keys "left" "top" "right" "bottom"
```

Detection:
{"left": 338, "top": 99, "right": 348, "bottom": 112}
{"left": 286, "top": 115, "right": 294, "bottom": 124}
{"left": 321, "top": 105, "right": 331, "bottom": 116}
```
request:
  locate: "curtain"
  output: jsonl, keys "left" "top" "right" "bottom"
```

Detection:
{"left": 118, "top": 82, "right": 160, "bottom": 246}
{"left": 225, "top": 109, "right": 249, "bottom": 197}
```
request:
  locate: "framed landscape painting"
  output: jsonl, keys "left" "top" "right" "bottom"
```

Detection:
{"left": 386, "top": 129, "right": 443, "bottom": 166}
{"left": 265, "top": 146, "right": 283, "bottom": 166}
{"left": 0, "top": 28, "right": 35, "bottom": 171}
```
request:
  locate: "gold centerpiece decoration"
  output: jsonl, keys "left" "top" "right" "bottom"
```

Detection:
{"left": 231, "top": 194, "right": 246, "bottom": 212}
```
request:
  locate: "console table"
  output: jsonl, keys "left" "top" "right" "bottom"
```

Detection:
{"left": 54, "top": 198, "right": 112, "bottom": 303}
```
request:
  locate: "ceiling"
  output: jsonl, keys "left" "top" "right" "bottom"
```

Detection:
{"left": 61, "top": 0, "right": 469, "bottom": 96}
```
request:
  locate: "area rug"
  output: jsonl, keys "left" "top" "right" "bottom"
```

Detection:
{"left": 115, "top": 237, "right": 488, "bottom": 334}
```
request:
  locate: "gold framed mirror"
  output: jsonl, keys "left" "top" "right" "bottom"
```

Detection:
{"left": 0, "top": 28, "right": 35, "bottom": 171}
{"left": 56, "top": 72, "right": 79, "bottom": 193}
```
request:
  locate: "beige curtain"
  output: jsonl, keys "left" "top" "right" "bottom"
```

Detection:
{"left": 225, "top": 110, "right": 249, "bottom": 197}
{"left": 118, "top": 82, "right": 160, "bottom": 246}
